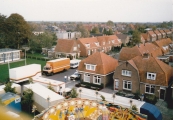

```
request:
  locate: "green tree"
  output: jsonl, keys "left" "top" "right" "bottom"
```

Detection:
{"left": 106, "top": 20, "right": 114, "bottom": 27}
{"left": 107, "top": 29, "right": 113, "bottom": 35}
{"left": 0, "top": 14, "right": 7, "bottom": 48}
{"left": 70, "top": 88, "right": 78, "bottom": 98}
{"left": 4, "top": 82, "right": 16, "bottom": 94}
{"left": 6, "top": 13, "right": 31, "bottom": 49}
{"left": 91, "top": 27, "right": 100, "bottom": 34}
{"left": 76, "top": 24, "right": 90, "bottom": 38}
{"left": 47, "top": 83, "right": 55, "bottom": 92}
{"left": 132, "top": 30, "right": 141, "bottom": 45}
{"left": 21, "top": 89, "right": 34, "bottom": 112}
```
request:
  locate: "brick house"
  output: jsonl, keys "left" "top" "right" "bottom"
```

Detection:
{"left": 141, "top": 33, "right": 150, "bottom": 43}
{"left": 153, "top": 38, "right": 173, "bottom": 62}
{"left": 163, "top": 29, "right": 172, "bottom": 38}
{"left": 113, "top": 55, "right": 173, "bottom": 100}
{"left": 78, "top": 35, "right": 121, "bottom": 57}
{"left": 54, "top": 39, "right": 80, "bottom": 60}
{"left": 154, "top": 30, "right": 162, "bottom": 40}
{"left": 78, "top": 52, "right": 118, "bottom": 88}
{"left": 158, "top": 30, "right": 166, "bottom": 39}
{"left": 147, "top": 31, "right": 157, "bottom": 42}
{"left": 116, "top": 34, "right": 130, "bottom": 46}
{"left": 119, "top": 43, "right": 163, "bottom": 62}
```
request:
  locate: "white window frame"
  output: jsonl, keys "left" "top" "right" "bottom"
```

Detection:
{"left": 95, "top": 42, "right": 99, "bottom": 46}
{"left": 93, "top": 75, "right": 101, "bottom": 85}
{"left": 85, "top": 64, "right": 96, "bottom": 71}
{"left": 123, "top": 80, "right": 132, "bottom": 90}
{"left": 145, "top": 84, "right": 155, "bottom": 94}
{"left": 84, "top": 73, "right": 90, "bottom": 83}
{"left": 122, "top": 70, "right": 132, "bottom": 77}
{"left": 73, "top": 47, "right": 77, "bottom": 51}
{"left": 147, "top": 72, "right": 156, "bottom": 80}
{"left": 85, "top": 43, "right": 90, "bottom": 48}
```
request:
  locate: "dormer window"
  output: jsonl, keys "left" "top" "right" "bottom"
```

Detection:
{"left": 103, "top": 42, "right": 105, "bottom": 45}
{"left": 112, "top": 40, "right": 115, "bottom": 43}
{"left": 147, "top": 72, "right": 156, "bottom": 80}
{"left": 122, "top": 70, "right": 132, "bottom": 77}
{"left": 85, "top": 63, "right": 96, "bottom": 71}
{"left": 95, "top": 42, "right": 99, "bottom": 46}
{"left": 85, "top": 43, "right": 90, "bottom": 48}
{"left": 73, "top": 47, "right": 77, "bottom": 51}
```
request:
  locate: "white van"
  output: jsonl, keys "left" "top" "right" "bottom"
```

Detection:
{"left": 70, "top": 60, "right": 81, "bottom": 68}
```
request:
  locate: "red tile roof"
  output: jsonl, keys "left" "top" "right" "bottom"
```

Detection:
{"left": 153, "top": 38, "right": 173, "bottom": 54}
{"left": 119, "top": 43, "right": 163, "bottom": 61}
{"left": 78, "top": 52, "right": 118, "bottom": 75}
{"left": 55, "top": 39, "right": 79, "bottom": 53}
{"left": 131, "top": 56, "right": 173, "bottom": 86}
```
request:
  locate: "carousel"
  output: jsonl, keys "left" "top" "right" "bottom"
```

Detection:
{"left": 34, "top": 98, "right": 109, "bottom": 120}
{"left": 34, "top": 98, "right": 147, "bottom": 120}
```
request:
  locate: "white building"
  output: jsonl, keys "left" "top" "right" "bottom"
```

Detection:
{"left": 55, "top": 31, "right": 81, "bottom": 39}
{"left": 0, "top": 48, "right": 21, "bottom": 63}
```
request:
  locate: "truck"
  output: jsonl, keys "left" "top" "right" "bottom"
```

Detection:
{"left": 42, "top": 58, "right": 70, "bottom": 76}
{"left": 9, "top": 64, "right": 41, "bottom": 83}
{"left": 70, "top": 59, "right": 81, "bottom": 68}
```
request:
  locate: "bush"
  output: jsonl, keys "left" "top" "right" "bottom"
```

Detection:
{"left": 144, "top": 94, "right": 157, "bottom": 104}
{"left": 80, "top": 81, "right": 104, "bottom": 89}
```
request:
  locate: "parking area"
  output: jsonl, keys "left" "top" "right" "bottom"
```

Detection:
{"left": 43, "top": 68, "right": 80, "bottom": 88}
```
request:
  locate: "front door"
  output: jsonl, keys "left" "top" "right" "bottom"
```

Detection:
{"left": 114, "top": 79, "right": 119, "bottom": 90}
{"left": 160, "top": 89, "right": 165, "bottom": 100}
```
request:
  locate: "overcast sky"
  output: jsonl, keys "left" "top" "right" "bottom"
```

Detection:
{"left": 0, "top": 0, "right": 172, "bottom": 22}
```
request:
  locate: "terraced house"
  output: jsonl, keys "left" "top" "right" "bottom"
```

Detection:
{"left": 113, "top": 55, "right": 173, "bottom": 100}
{"left": 119, "top": 43, "right": 163, "bottom": 62}
{"left": 78, "top": 35, "right": 122, "bottom": 57}
{"left": 54, "top": 39, "right": 80, "bottom": 60}
{"left": 153, "top": 38, "right": 173, "bottom": 62}
{"left": 78, "top": 52, "right": 118, "bottom": 88}
{"left": 147, "top": 31, "right": 157, "bottom": 42}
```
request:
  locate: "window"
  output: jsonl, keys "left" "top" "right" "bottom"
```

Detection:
{"left": 93, "top": 76, "right": 101, "bottom": 84}
{"left": 147, "top": 72, "right": 156, "bottom": 80}
{"left": 112, "top": 40, "right": 115, "bottom": 43}
{"left": 78, "top": 44, "right": 80, "bottom": 48}
{"left": 103, "top": 42, "right": 105, "bottom": 45}
{"left": 85, "top": 64, "right": 96, "bottom": 71}
{"left": 84, "top": 74, "right": 90, "bottom": 83}
{"left": 95, "top": 42, "right": 99, "bottom": 46}
{"left": 85, "top": 43, "right": 90, "bottom": 48}
{"left": 73, "top": 47, "right": 77, "bottom": 51}
{"left": 145, "top": 85, "right": 155, "bottom": 94}
{"left": 122, "top": 70, "right": 132, "bottom": 77}
{"left": 123, "top": 80, "right": 132, "bottom": 90}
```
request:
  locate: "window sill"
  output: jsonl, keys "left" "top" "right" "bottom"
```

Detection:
{"left": 123, "top": 88, "right": 131, "bottom": 91}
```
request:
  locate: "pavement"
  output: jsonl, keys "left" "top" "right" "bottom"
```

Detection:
{"left": 155, "top": 100, "right": 173, "bottom": 120}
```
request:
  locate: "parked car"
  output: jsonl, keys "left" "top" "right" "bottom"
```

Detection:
{"left": 70, "top": 72, "right": 80, "bottom": 80}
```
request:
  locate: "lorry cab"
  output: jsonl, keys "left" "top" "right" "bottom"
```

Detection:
{"left": 70, "top": 60, "right": 81, "bottom": 68}
{"left": 42, "top": 63, "right": 53, "bottom": 75}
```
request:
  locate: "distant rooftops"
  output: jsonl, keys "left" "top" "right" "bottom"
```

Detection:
{"left": 0, "top": 48, "right": 20, "bottom": 53}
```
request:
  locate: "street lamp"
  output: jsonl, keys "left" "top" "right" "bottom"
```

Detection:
{"left": 79, "top": 88, "right": 82, "bottom": 98}
{"left": 22, "top": 46, "right": 30, "bottom": 65}
{"left": 95, "top": 91, "right": 99, "bottom": 101}
{"left": 112, "top": 93, "right": 116, "bottom": 104}
{"left": 47, "top": 96, "right": 50, "bottom": 108}
{"left": 129, "top": 100, "right": 133, "bottom": 110}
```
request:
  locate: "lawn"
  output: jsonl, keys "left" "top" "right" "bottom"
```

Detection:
{"left": 0, "top": 58, "right": 46, "bottom": 83}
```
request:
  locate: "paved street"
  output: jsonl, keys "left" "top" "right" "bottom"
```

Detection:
{"left": 43, "top": 68, "right": 80, "bottom": 88}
